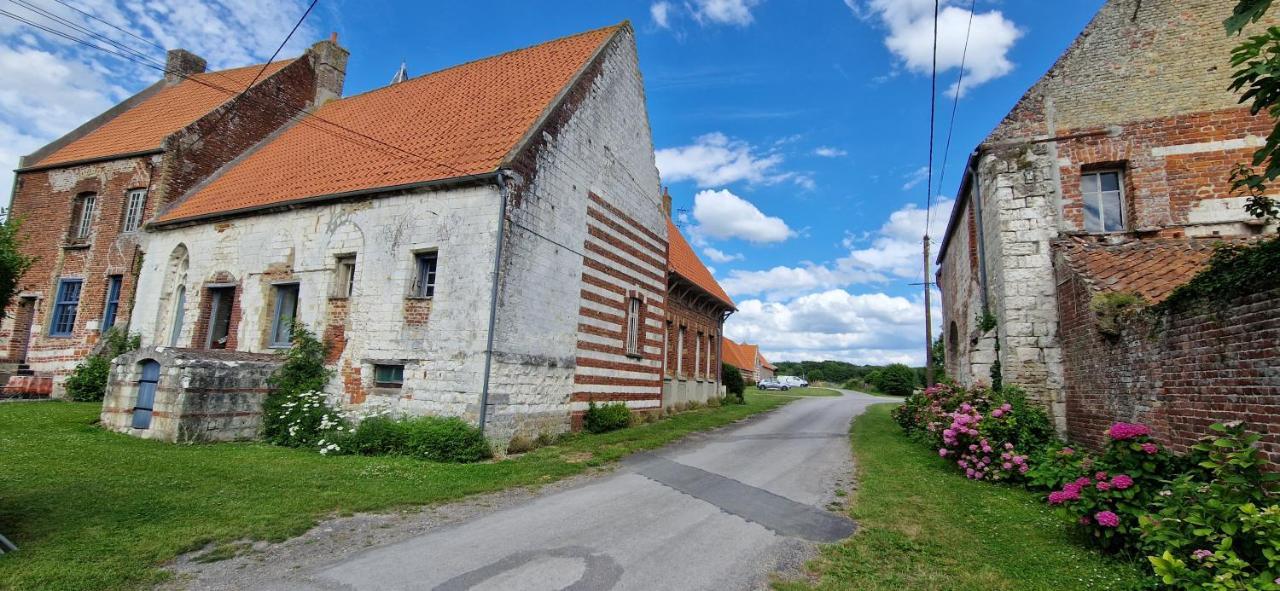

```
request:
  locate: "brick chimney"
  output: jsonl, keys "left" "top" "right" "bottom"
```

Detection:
{"left": 308, "top": 32, "right": 350, "bottom": 106}
{"left": 661, "top": 186, "right": 672, "bottom": 217}
{"left": 165, "top": 49, "right": 207, "bottom": 83}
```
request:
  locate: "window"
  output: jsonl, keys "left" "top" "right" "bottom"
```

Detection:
{"left": 1081, "top": 170, "right": 1125, "bottom": 233}
{"left": 50, "top": 278, "right": 83, "bottom": 336}
{"left": 374, "top": 364, "right": 404, "bottom": 388}
{"left": 204, "top": 286, "right": 235, "bottom": 349}
{"left": 168, "top": 285, "right": 186, "bottom": 346}
{"left": 122, "top": 189, "right": 147, "bottom": 232}
{"left": 695, "top": 332, "right": 703, "bottom": 378}
{"left": 625, "top": 296, "right": 642, "bottom": 356}
{"left": 71, "top": 193, "right": 97, "bottom": 240}
{"left": 269, "top": 283, "right": 300, "bottom": 348}
{"left": 102, "top": 275, "right": 123, "bottom": 331}
{"left": 412, "top": 252, "right": 437, "bottom": 298}
{"left": 676, "top": 326, "right": 686, "bottom": 376}
{"left": 333, "top": 255, "right": 356, "bottom": 298}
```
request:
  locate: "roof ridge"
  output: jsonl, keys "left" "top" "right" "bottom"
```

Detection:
{"left": 334, "top": 22, "right": 627, "bottom": 105}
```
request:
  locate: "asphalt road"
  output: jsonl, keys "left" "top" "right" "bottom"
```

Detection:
{"left": 267, "top": 390, "right": 885, "bottom": 591}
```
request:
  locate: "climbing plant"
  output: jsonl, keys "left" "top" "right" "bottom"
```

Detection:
{"left": 1226, "top": 0, "right": 1280, "bottom": 221}
{"left": 1154, "top": 237, "right": 1280, "bottom": 314}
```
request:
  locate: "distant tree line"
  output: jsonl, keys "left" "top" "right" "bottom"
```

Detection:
{"left": 773, "top": 360, "right": 928, "bottom": 386}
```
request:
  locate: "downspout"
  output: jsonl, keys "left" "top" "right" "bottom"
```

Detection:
{"left": 477, "top": 169, "right": 510, "bottom": 433}
{"left": 967, "top": 151, "right": 991, "bottom": 312}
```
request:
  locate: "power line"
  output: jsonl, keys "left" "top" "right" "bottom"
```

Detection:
{"left": 936, "top": 0, "right": 977, "bottom": 197}
{"left": 49, "top": 0, "right": 164, "bottom": 52}
{"left": 186, "top": 0, "right": 318, "bottom": 147}
{"left": 0, "top": 7, "right": 471, "bottom": 179}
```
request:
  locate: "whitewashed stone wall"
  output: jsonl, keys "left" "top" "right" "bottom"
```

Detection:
{"left": 132, "top": 183, "right": 504, "bottom": 419}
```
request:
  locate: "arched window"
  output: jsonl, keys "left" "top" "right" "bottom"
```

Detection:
{"left": 70, "top": 192, "right": 97, "bottom": 241}
{"left": 157, "top": 245, "right": 189, "bottom": 346}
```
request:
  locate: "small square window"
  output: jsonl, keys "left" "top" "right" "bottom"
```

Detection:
{"left": 412, "top": 252, "right": 437, "bottom": 298}
{"left": 333, "top": 255, "right": 356, "bottom": 298}
{"left": 374, "top": 364, "right": 404, "bottom": 388}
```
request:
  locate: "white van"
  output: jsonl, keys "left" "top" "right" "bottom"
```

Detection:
{"left": 777, "top": 376, "right": 808, "bottom": 388}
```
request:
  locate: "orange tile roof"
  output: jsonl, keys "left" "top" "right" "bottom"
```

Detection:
{"left": 158, "top": 25, "right": 622, "bottom": 223}
{"left": 666, "top": 219, "right": 734, "bottom": 307}
{"left": 721, "top": 337, "right": 758, "bottom": 371}
{"left": 33, "top": 61, "right": 294, "bottom": 167}
{"left": 1056, "top": 236, "right": 1246, "bottom": 303}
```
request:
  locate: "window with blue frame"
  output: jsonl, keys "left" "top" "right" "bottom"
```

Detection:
{"left": 51, "top": 279, "right": 83, "bottom": 336}
{"left": 102, "top": 275, "right": 122, "bottom": 331}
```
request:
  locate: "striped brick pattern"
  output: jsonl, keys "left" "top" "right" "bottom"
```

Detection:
{"left": 573, "top": 192, "right": 666, "bottom": 421}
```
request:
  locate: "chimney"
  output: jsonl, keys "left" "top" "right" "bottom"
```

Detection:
{"left": 661, "top": 186, "right": 673, "bottom": 217}
{"left": 165, "top": 49, "right": 207, "bottom": 83}
{"left": 308, "top": 32, "right": 350, "bottom": 106}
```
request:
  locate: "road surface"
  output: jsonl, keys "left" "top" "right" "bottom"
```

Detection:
{"left": 265, "top": 390, "right": 885, "bottom": 591}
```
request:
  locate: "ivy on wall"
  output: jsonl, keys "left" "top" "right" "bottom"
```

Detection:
{"left": 1154, "top": 237, "right": 1280, "bottom": 315}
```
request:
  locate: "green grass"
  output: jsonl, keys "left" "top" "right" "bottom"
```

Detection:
{"left": 747, "top": 386, "right": 840, "bottom": 397}
{"left": 777, "top": 404, "right": 1149, "bottom": 591}
{"left": 0, "top": 394, "right": 789, "bottom": 591}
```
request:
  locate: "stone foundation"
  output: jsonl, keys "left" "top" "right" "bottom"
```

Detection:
{"left": 101, "top": 347, "right": 280, "bottom": 442}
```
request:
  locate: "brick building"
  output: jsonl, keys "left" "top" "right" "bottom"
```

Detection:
{"left": 662, "top": 196, "right": 734, "bottom": 409}
{"left": 722, "top": 337, "right": 771, "bottom": 384}
{"left": 109, "top": 24, "right": 667, "bottom": 442}
{"left": 1, "top": 38, "right": 347, "bottom": 395}
{"left": 937, "top": 0, "right": 1279, "bottom": 436}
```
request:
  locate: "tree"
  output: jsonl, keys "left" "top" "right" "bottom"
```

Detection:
{"left": 0, "top": 212, "right": 34, "bottom": 319}
{"left": 930, "top": 335, "right": 948, "bottom": 385}
{"left": 875, "top": 363, "right": 917, "bottom": 397}
{"left": 722, "top": 362, "right": 745, "bottom": 404}
{"left": 1226, "top": 0, "right": 1280, "bottom": 222}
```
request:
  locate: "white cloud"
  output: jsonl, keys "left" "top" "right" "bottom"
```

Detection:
{"left": 650, "top": 1, "right": 673, "bottom": 28}
{"left": 690, "top": 0, "right": 760, "bottom": 27}
{"left": 0, "top": 0, "right": 321, "bottom": 203}
{"left": 853, "top": 0, "right": 1023, "bottom": 96}
{"left": 719, "top": 198, "right": 953, "bottom": 301}
{"left": 691, "top": 189, "right": 792, "bottom": 244}
{"left": 724, "top": 289, "right": 935, "bottom": 365}
{"left": 901, "top": 166, "right": 929, "bottom": 191}
{"left": 702, "top": 247, "right": 743, "bottom": 263}
{"left": 656, "top": 132, "right": 787, "bottom": 187}
{"left": 813, "top": 146, "right": 847, "bottom": 158}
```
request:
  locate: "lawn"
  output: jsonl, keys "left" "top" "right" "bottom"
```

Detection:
{"left": 747, "top": 386, "right": 840, "bottom": 397}
{"left": 777, "top": 404, "right": 1149, "bottom": 591}
{"left": 0, "top": 394, "right": 789, "bottom": 591}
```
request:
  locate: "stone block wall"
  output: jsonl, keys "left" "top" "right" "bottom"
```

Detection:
{"left": 1055, "top": 263, "right": 1280, "bottom": 464}
{"left": 101, "top": 347, "right": 280, "bottom": 442}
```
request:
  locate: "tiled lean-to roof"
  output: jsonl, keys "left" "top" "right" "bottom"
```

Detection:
{"left": 666, "top": 219, "right": 734, "bottom": 308}
{"left": 1055, "top": 236, "right": 1246, "bottom": 304}
{"left": 33, "top": 61, "right": 294, "bottom": 167}
{"left": 158, "top": 24, "right": 623, "bottom": 223}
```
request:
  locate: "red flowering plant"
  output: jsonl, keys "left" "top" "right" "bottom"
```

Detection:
{"left": 936, "top": 400, "right": 1039, "bottom": 482}
{"left": 892, "top": 382, "right": 972, "bottom": 440}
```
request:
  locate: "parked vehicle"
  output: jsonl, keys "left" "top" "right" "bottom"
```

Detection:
{"left": 777, "top": 376, "right": 808, "bottom": 388}
{"left": 757, "top": 379, "right": 789, "bottom": 391}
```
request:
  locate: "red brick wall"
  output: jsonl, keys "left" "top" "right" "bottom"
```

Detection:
{"left": 1055, "top": 107, "right": 1274, "bottom": 232}
{"left": 664, "top": 284, "right": 723, "bottom": 382}
{"left": 1057, "top": 262, "right": 1280, "bottom": 465}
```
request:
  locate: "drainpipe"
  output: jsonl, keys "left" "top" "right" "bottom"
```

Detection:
{"left": 967, "top": 151, "right": 991, "bottom": 313}
{"left": 477, "top": 169, "right": 510, "bottom": 433}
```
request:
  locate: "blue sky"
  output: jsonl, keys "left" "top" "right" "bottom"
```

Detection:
{"left": 0, "top": 0, "right": 1105, "bottom": 365}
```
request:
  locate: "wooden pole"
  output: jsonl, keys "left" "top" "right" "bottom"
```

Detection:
{"left": 923, "top": 235, "right": 934, "bottom": 387}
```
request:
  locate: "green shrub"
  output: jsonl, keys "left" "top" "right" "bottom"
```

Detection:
{"left": 1026, "top": 445, "right": 1097, "bottom": 492}
{"left": 722, "top": 363, "right": 745, "bottom": 404}
{"left": 65, "top": 355, "right": 112, "bottom": 402}
{"left": 341, "top": 415, "right": 491, "bottom": 463}
{"left": 262, "top": 325, "right": 335, "bottom": 446}
{"left": 875, "top": 363, "right": 916, "bottom": 397}
{"left": 583, "top": 401, "right": 631, "bottom": 434}
{"left": 64, "top": 328, "right": 141, "bottom": 402}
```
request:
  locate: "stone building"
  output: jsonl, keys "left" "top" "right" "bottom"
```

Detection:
{"left": 937, "top": 0, "right": 1279, "bottom": 434}
{"left": 662, "top": 196, "right": 735, "bottom": 409}
{"left": 112, "top": 24, "right": 666, "bottom": 442}
{"left": 1, "top": 38, "right": 348, "bottom": 395}
{"left": 756, "top": 353, "right": 776, "bottom": 381}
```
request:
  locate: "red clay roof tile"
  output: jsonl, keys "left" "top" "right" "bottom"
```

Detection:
{"left": 666, "top": 219, "right": 734, "bottom": 308}
{"left": 1056, "top": 236, "right": 1247, "bottom": 303}
{"left": 721, "top": 337, "right": 758, "bottom": 371}
{"left": 34, "top": 61, "right": 294, "bottom": 167}
{"left": 157, "top": 25, "right": 621, "bottom": 223}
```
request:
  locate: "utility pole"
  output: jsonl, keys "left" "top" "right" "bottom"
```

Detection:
{"left": 922, "top": 235, "right": 934, "bottom": 386}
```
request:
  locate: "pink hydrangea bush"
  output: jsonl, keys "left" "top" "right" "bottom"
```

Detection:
{"left": 938, "top": 401, "right": 1031, "bottom": 482}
